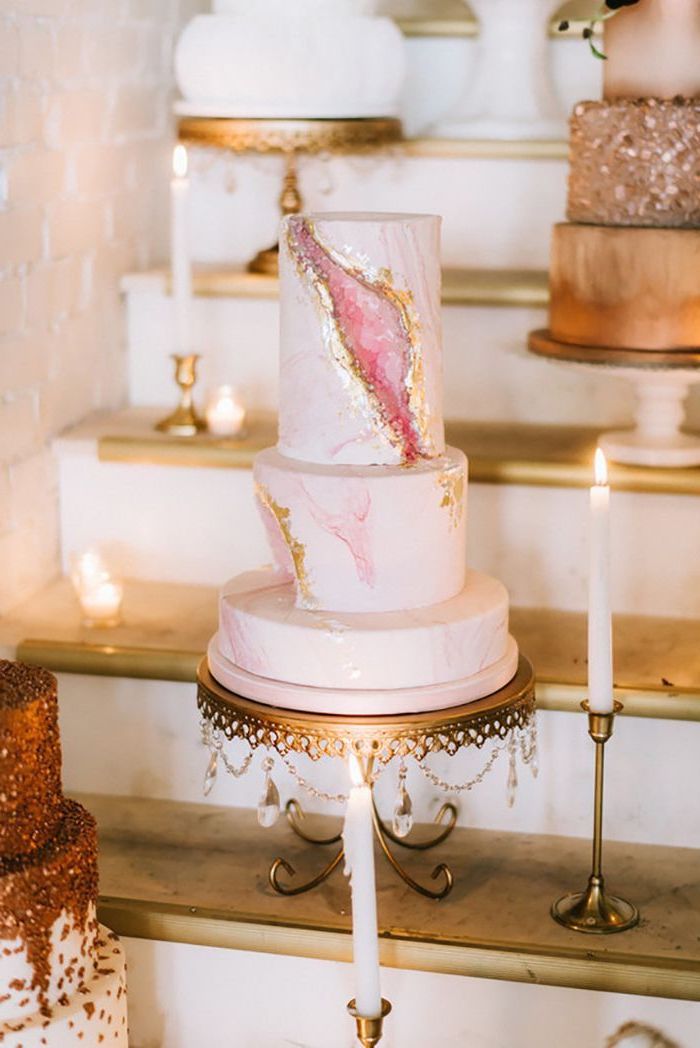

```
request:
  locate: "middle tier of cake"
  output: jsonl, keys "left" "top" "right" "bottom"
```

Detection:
{"left": 254, "top": 446, "right": 468, "bottom": 613}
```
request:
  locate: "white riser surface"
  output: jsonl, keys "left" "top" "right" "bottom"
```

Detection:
{"left": 59, "top": 673, "right": 700, "bottom": 850}
{"left": 55, "top": 440, "right": 700, "bottom": 618}
{"left": 185, "top": 152, "right": 567, "bottom": 270}
{"left": 123, "top": 938, "right": 697, "bottom": 1048}
{"left": 125, "top": 288, "right": 661, "bottom": 432}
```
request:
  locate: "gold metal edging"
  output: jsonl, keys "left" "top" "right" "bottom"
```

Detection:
{"left": 14, "top": 640, "right": 700, "bottom": 721}
{"left": 96, "top": 431, "right": 700, "bottom": 497}
{"left": 98, "top": 897, "right": 700, "bottom": 1002}
{"left": 15, "top": 638, "right": 201, "bottom": 683}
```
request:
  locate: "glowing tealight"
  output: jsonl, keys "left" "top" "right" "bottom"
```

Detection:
{"left": 205, "top": 386, "right": 246, "bottom": 438}
{"left": 70, "top": 550, "right": 123, "bottom": 628}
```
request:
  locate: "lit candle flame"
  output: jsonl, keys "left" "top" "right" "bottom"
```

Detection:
{"left": 594, "top": 447, "right": 608, "bottom": 487}
{"left": 172, "top": 144, "right": 188, "bottom": 179}
{"left": 349, "top": 753, "right": 365, "bottom": 788}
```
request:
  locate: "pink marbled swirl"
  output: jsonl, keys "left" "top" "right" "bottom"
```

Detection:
{"left": 254, "top": 446, "right": 467, "bottom": 613}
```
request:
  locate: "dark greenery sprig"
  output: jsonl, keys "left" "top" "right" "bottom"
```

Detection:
{"left": 558, "top": 0, "right": 641, "bottom": 60}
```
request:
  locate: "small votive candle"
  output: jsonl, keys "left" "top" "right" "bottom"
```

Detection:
{"left": 205, "top": 385, "right": 246, "bottom": 437}
{"left": 70, "top": 550, "right": 123, "bottom": 628}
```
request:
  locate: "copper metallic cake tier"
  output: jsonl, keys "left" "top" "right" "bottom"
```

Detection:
{"left": 0, "top": 661, "right": 63, "bottom": 857}
{"left": 567, "top": 99, "right": 700, "bottom": 229}
{"left": 549, "top": 223, "right": 700, "bottom": 352}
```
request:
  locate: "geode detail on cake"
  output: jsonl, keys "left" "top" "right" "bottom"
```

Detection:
{"left": 0, "top": 660, "right": 128, "bottom": 1047}
{"left": 567, "top": 99, "right": 700, "bottom": 228}
{"left": 286, "top": 218, "right": 435, "bottom": 464}
{"left": 210, "top": 212, "right": 518, "bottom": 715}
{"left": 279, "top": 213, "right": 444, "bottom": 467}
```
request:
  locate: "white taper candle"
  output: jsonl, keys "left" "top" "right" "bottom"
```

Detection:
{"left": 343, "top": 755, "right": 382, "bottom": 1020}
{"left": 588, "top": 448, "right": 613, "bottom": 714}
{"left": 171, "top": 144, "right": 193, "bottom": 355}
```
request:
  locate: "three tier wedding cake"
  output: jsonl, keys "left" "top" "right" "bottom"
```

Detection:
{"left": 0, "top": 661, "right": 128, "bottom": 1046}
{"left": 208, "top": 212, "right": 518, "bottom": 715}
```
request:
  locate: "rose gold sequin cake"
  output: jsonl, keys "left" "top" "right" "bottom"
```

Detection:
{"left": 567, "top": 99, "right": 700, "bottom": 228}
{"left": 0, "top": 661, "right": 128, "bottom": 1046}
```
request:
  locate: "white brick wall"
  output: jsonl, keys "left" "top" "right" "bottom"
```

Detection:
{"left": 0, "top": 0, "right": 205, "bottom": 613}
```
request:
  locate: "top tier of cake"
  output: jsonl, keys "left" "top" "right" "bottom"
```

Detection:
{"left": 603, "top": 0, "right": 700, "bottom": 101}
{"left": 279, "top": 213, "right": 444, "bottom": 467}
{"left": 0, "top": 661, "right": 63, "bottom": 858}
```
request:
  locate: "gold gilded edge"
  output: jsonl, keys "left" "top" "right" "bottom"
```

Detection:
{"left": 97, "top": 896, "right": 700, "bottom": 1002}
{"left": 255, "top": 482, "right": 314, "bottom": 607}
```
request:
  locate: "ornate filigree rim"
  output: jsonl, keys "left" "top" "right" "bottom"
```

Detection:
{"left": 177, "top": 116, "right": 403, "bottom": 155}
{"left": 197, "top": 656, "right": 536, "bottom": 764}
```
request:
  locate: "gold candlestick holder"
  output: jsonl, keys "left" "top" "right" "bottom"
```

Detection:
{"left": 347, "top": 999, "right": 392, "bottom": 1048}
{"left": 552, "top": 700, "right": 639, "bottom": 934}
{"left": 155, "top": 354, "right": 206, "bottom": 436}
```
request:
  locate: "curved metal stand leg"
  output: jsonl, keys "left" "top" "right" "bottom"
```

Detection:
{"left": 371, "top": 807, "right": 453, "bottom": 901}
{"left": 285, "top": 799, "right": 343, "bottom": 846}
{"left": 375, "top": 801, "right": 458, "bottom": 851}
{"left": 269, "top": 847, "right": 345, "bottom": 897}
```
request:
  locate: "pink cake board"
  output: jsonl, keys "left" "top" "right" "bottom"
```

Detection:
{"left": 207, "top": 633, "right": 519, "bottom": 716}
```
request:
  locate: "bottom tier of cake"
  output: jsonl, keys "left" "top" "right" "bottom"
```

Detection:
{"left": 211, "top": 567, "right": 518, "bottom": 714}
{"left": 0, "top": 927, "right": 128, "bottom": 1046}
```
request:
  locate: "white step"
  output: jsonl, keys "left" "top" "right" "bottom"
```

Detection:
{"left": 123, "top": 279, "right": 647, "bottom": 431}
{"left": 56, "top": 670, "right": 700, "bottom": 851}
{"left": 123, "top": 938, "right": 697, "bottom": 1048}
{"left": 54, "top": 412, "right": 700, "bottom": 619}
{"left": 181, "top": 149, "right": 567, "bottom": 270}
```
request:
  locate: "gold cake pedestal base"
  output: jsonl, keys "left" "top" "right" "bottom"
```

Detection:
{"left": 196, "top": 655, "right": 535, "bottom": 899}
{"left": 177, "top": 117, "right": 403, "bottom": 276}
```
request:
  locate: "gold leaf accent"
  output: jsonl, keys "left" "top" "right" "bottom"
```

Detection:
{"left": 256, "top": 484, "right": 314, "bottom": 608}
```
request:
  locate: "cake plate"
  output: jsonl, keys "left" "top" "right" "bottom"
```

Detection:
{"left": 177, "top": 117, "right": 403, "bottom": 275}
{"left": 197, "top": 655, "right": 536, "bottom": 900}
{"left": 528, "top": 330, "right": 700, "bottom": 468}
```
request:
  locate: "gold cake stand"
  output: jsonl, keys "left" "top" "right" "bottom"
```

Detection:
{"left": 197, "top": 655, "right": 535, "bottom": 900}
{"left": 177, "top": 117, "right": 403, "bottom": 275}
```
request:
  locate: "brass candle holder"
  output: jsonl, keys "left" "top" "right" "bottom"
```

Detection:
{"left": 347, "top": 998, "right": 392, "bottom": 1048}
{"left": 552, "top": 700, "right": 639, "bottom": 934}
{"left": 155, "top": 353, "right": 206, "bottom": 436}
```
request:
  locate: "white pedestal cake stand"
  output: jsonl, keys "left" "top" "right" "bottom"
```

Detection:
{"left": 434, "top": 0, "right": 565, "bottom": 140}
{"left": 529, "top": 330, "right": 700, "bottom": 468}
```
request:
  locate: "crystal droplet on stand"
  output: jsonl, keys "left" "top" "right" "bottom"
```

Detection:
{"left": 506, "top": 745, "right": 518, "bottom": 809}
{"left": 258, "top": 773, "right": 281, "bottom": 828}
{"left": 203, "top": 751, "right": 218, "bottom": 797}
{"left": 392, "top": 785, "right": 413, "bottom": 838}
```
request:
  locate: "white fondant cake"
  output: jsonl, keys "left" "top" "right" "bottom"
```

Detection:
{"left": 210, "top": 212, "right": 518, "bottom": 714}
{"left": 174, "top": 3, "right": 405, "bottom": 119}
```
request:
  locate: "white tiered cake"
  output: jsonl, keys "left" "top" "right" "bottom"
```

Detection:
{"left": 209, "top": 213, "right": 518, "bottom": 715}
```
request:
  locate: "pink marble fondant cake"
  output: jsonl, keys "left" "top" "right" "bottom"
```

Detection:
{"left": 209, "top": 213, "right": 518, "bottom": 714}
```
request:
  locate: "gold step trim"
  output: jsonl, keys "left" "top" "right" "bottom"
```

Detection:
{"left": 153, "top": 266, "right": 551, "bottom": 307}
{"left": 91, "top": 796, "right": 700, "bottom": 1002}
{"left": 393, "top": 1, "right": 595, "bottom": 38}
{"left": 9, "top": 580, "right": 700, "bottom": 721}
{"left": 95, "top": 417, "right": 700, "bottom": 498}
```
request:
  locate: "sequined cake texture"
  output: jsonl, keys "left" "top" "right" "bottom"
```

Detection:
{"left": 567, "top": 98, "right": 700, "bottom": 228}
